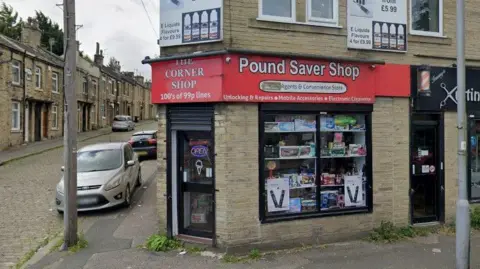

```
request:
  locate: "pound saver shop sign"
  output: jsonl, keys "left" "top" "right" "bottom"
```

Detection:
{"left": 150, "top": 57, "right": 224, "bottom": 103}
{"left": 222, "top": 55, "right": 376, "bottom": 104}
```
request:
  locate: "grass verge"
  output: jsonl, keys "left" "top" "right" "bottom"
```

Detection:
{"left": 145, "top": 234, "right": 182, "bottom": 252}
{"left": 15, "top": 237, "right": 50, "bottom": 269}
{"left": 368, "top": 221, "right": 457, "bottom": 243}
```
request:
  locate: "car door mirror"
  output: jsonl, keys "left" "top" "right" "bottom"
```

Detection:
{"left": 61, "top": 166, "right": 65, "bottom": 172}
{"left": 126, "top": 160, "right": 135, "bottom": 167}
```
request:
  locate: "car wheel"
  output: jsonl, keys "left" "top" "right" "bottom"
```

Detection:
{"left": 136, "top": 169, "right": 142, "bottom": 187}
{"left": 124, "top": 184, "right": 132, "bottom": 207}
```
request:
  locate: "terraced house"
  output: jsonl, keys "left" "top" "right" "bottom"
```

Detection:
{"left": 0, "top": 19, "right": 64, "bottom": 150}
{"left": 148, "top": 0, "right": 480, "bottom": 250}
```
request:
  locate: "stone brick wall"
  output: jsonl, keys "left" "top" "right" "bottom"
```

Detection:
{"left": 156, "top": 105, "right": 168, "bottom": 233}
{"left": 162, "top": 0, "right": 477, "bottom": 69}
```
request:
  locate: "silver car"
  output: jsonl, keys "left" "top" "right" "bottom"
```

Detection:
{"left": 56, "top": 142, "right": 142, "bottom": 213}
{"left": 112, "top": 115, "right": 135, "bottom": 132}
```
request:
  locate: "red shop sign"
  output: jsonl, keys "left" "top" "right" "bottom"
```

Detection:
{"left": 222, "top": 55, "right": 375, "bottom": 104}
{"left": 150, "top": 57, "right": 223, "bottom": 103}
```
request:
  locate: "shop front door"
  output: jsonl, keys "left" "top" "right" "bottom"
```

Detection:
{"left": 410, "top": 114, "right": 444, "bottom": 224}
{"left": 177, "top": 131, "right": 215, "bottom": 238}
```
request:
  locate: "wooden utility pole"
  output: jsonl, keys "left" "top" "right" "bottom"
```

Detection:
{"left": 62, "top": 0, "right": 78, "bottom": 249}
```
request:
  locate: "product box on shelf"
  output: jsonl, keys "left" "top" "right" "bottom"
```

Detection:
{"left": 301, "top": 199, "right": 316, "bottom": 211}
{"left": 300, "top": 173, "right": 315, "bottom": 187}
{"left": 286, "top": 174, "right": 302, "bottom": 188}
{"left": 294, "top": 119, "right": 316, "bottom": 131}
{"left": 321, "top": 191, "right": 339, "bottom": 210}
{"left": 278, "top": 122, "right": 295, "bottom": 132}
{"left": 265, "top": 122, "right": 279, "bottom": 132}
{"left": 298, "top": 144, "right": 316, "bottom": 157}
{"left": 279, "top": 146, "right": 300, "bottom": 158}
{"left": 348, "top": 144, "right": 367, "bottom": 156}
{"left": 289, "top": 198, "right": 302, "bottom": 213}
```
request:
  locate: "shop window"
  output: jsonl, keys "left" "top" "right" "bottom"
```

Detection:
{"left": 261, "top": 112, "right": 371, "bottom": 221}
{"left": 470, "top": 119, "right": 480, "bottom": 201}
{"left": 410, "top": 0, "right": 443, "bottom": 37}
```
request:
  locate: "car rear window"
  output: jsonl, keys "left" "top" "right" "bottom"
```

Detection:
{"left": 114, "top": 116, "right": 127, "bottom": 121}
{"left": 132, "top": 134, "right": 153, "bottom": 141}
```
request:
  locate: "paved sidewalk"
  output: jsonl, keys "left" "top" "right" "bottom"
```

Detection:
{"left": 0, "top": 120, "right": 155, "bottom": 166}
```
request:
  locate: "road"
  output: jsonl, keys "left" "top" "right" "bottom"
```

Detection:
{"left": 0, "top": 122, "right": 158, "bottom": 269}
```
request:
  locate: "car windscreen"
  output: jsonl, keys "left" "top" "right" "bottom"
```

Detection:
{"left": 131, "top": 134, "right": 153, "bottom": 141}
{"left": 114, "top": 116, "right": 127, "bottom": 121}
{"left": 77, "top": 149, "right": 122, "bottom": 172}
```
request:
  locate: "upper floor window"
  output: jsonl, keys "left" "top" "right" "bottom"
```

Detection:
{"left": 82, "top": 77, "right": 88, "bottom": 94}
{"left": 52, "top": 72, "right": 59, "bottom": 93}
{"left": 259, "top": 0, "right": 338, "bottom": 25}
{"left": 92, "top": 79, "right": 97, "bottom": 96}
{"left": 259, "top": 0, "right": 295, "bottom": 22}
{"left": 11, "top": 60, "right": 21, "bottom": 85}
{"left": 410, "top": 0, "right": 443, "bottom": 36}
{"left": 35, "top": 66, "right": 42, "bottom": 89}
{"left": 110, "top": 80, "right": 115, "bottom": 95}
{"left": 308, "top": 0, "right": 337, "bottom": 24}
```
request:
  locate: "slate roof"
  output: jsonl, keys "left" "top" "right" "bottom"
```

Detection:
{"left": 0, "top": 34, "right": 64, "bottom": 67}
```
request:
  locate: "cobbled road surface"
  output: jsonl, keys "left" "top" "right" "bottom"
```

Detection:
{"left": 0, "top": 122, "right": 158, "bottom": 269}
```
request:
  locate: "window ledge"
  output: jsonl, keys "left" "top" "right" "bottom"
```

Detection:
{"left": 52, "top": 91, "right": 60, "bottom": 94}
{"left": 35, "top": 88, "right": 43, "bottom": 91}
{"left": 11, "top": 129, "right": 22, "bottom": 133}
{"left": 51, "top": 128, "right": 59, "bottom": 130}
{"left": 408, "top": 34, "right": 452, "bottom": 46}
{"left": 251, "top": 18, "right": 344, "bottom": 36}
{"left": 261, "top": 207, "right": 371, "bottom": 224}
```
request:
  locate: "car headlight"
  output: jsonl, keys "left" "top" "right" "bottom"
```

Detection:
{"left": 104, "top": 177, "right": 121, "bottom": 191}
{"left": 56, "top": 180, "right": 64, "bottom": 194}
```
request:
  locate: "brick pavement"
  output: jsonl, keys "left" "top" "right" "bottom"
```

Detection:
{"left": 0, "top": 121, "right": 156, "bottom": 269}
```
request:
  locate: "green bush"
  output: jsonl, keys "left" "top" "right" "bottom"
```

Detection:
{"left": 369, "top": 221, "right": 433, "bottom": 243}
{"left": 471, "top": 207, "right": 480, "bottom": 229}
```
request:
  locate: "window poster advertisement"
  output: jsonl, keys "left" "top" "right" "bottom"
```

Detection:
{"left": 267, "top": 178, "right": 290, "bottom": 212}
{"left": 344, "top": 175, "right": 364, "bottom": 207}
{"left": 347, "top": 0, "right": 407, "bottom": 52}
{"left": 160, "top": 0, "right": 222, "bottom": 47}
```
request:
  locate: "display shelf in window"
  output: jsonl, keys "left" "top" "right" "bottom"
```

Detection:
{"left": 319, "top": 114, "right": 368, "bottom": 211}
{"left": 263, "top": 114, "right": 318, "bottom": 216}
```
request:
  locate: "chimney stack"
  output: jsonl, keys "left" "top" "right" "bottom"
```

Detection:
{"left": 134, "top": 75, "right": 145, "bottom": 85}
{"left": 94, "top": 42, "right": 104, "bottom": 66}
{"left": 21, "top": 17, "right": 42, "bottom": 47}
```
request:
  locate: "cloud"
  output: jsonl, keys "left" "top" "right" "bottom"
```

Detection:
{"left": 4, "top": 0, "right": 159, "bottom": 79}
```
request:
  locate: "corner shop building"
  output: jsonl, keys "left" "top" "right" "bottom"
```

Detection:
{"left": 146, "top": 49, "right": 420, "bottom": 248}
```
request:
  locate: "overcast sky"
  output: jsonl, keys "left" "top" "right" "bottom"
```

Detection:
{"left": 5, "top": 0, "right": 159, "bottom": 79}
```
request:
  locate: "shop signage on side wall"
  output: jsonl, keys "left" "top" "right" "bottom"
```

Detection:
{"left": 413, "top": 67, "right": 480, "bottom": 111}
{"left": 222, "top": 55, "right": 376, "bottom": 104}
{"left": 347, "top": 0, "right": 407, "bottom": 52}
{"left": 150, "top": 57, "right": 224, "bottom": 103}
{"left": 159, "top": 0, "right": 222, "bottom": 47}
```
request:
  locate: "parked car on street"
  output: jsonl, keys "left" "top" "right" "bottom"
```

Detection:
{"left": 112, "top": 115, "right": 135, "bottom": 132}
{"left": 55, "top": 142, "right": 142, "bottom": 213}
{"left": 128, "top": 130, "right": 157, "bottom": 160}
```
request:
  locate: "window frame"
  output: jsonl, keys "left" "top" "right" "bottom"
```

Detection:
{"left": 306, "top": 0, "right": 339, "bottom": 25}
{"left": 35, "top": 66, "right": 42, "bottom": 89}
{"left": 92, "top": 79, "right": 97, "bottom": 96}
{"left": 52, "top": 72, "right": 59, "bottom": 93}
{"left": 409, "top": 0, "right": 444, "bottom": 37}
{"left": 258, "top": 104, "right": 373, "bottom": 223}
{"left": 91, "top": 105, "right": 96, "bottom": 124}
{"left": 82, "top": 77, "right": 88, "bottom": 94}
{"left": 11, "top": 60, "right": 21, "bottom": 85}
{"left": 11, "top": 102, "right": 21, "bottom": 131}
{"left": 52, "top": 105, "right": 58, "bottom": 129}
{"left": 110, "top": 80, "right": 114, "bottom": 95}
{"left": 258, "top": 0, "right": 296, "bottom": 23}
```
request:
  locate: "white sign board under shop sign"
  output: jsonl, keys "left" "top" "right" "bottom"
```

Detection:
{"left": 347, "top": 0, "right": 407, "bottom": 52}
{"left": 344, "top": 175, "right": 364, "bottom": 207}
{"left": 160, "top": 0, "right": 223, "bottom": 47}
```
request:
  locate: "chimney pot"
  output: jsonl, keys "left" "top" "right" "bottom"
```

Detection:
{"left": 96, "top": 42, "right": 100, "bottom": 54}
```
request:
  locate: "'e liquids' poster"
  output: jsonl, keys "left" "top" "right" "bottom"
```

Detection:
{"left": 160, "top": 0, "right": 222, "bottom": 47}
{"left": 267, "top": 178, "right": 290, "bottom": 212}
{"left": 347, "top": 0, "right": 407, "bottom": 52}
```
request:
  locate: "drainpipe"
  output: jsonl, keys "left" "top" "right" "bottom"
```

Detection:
{"left": 22, "top": 50, "right": 27, "bottom": 143}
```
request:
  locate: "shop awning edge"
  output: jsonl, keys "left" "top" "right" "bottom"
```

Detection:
{"left": 141, "top": 49, "right": 386, "bottom": 65}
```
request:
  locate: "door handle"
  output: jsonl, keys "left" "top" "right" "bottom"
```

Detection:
{"left": 441, "top": 186, "right": 445, "bottom": 192}
{"left": 410, "top": 188, "right": 415, "bottom": 195}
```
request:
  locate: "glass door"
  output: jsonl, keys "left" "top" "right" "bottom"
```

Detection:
{"left": 469, "top": 119, "right": 480, "bottom": 201}
{"left": 410, "top": 116, "right": 443, "bottom": 224}
{"left": 177, "top": 131, "right": 214, "bottom": 238}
